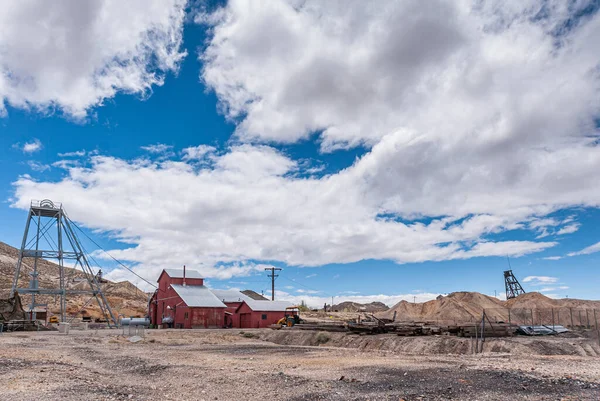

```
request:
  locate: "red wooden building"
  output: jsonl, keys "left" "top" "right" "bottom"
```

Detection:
{"left": 149, "top": 269, "right": 293, "bottom": 329}
{"left": 149, "top": 269, "right": 226, "bottom": 329}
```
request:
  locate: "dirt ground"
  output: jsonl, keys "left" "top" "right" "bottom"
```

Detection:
{"left": 1, "top": 329, "right": 599, "bottom": 401}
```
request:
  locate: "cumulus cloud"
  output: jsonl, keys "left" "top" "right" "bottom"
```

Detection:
{"left": 523, "top": 276, "right": 559, "bottom": 285}
{"left": 200, "top": 0, "right": 600, "bottom": 151}
{"left": 0, "top": 0, "right": 187, "bottom": 119}
{"left": 568, "top": 241, "right": 600, "bottom": 256}
{"left": 9, "top": 1, "right": 600, "bottom": 282}
{"left": 15, "top": 139, "right": 43, "bottom": 154}
{"left": 11, "top": 146, "right": 556, "bottom": 283}
{"left": 182, "top": 145, "right": 216, "bottom": 161}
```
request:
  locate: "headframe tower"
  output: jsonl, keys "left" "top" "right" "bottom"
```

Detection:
{"left": 503, "top": 269, "right": 526, "bottom": 300}
{"left": 10, "top": 200, "right": 117, "bottom": 326}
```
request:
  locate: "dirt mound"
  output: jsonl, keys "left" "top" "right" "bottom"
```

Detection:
{"left": 333, "top": 301, "right": 389, "bottom": 313}
{"left": 381, "top": 291, "right": 505, "bottom": 323}
{"left": 0, "top": 241, "right": 147, "bottom": 319}
{"left": 381, "top": 291, "right": 600, "bottom": 324}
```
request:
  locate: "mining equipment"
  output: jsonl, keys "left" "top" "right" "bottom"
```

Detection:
{"left": 10, "top": 199, "right": 118, "bottom": 327}
{"left": 275, "top": 306, "right": 302, "bottom": 327}
{"left": 504, "top": 269, "right": 526, "bottom": 300}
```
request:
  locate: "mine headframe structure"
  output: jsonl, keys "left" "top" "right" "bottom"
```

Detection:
{"left": 503, "top": 269, "right": 526, "bottom": 300}
{"left": 10, "top": 199, "right": 118, "bottom": 327}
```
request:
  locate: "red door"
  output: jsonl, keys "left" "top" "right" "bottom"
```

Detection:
{"left": 240, "top": 313, "right": 251, "bottom": 328}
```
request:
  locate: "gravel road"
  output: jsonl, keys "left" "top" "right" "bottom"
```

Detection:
{"left": 1, "top": 329, "right": 598, "bottom": 400}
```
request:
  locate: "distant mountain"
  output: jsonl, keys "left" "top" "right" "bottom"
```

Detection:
{"left": 0, "top": 241, "right": 148, "bottom": 319}
{"left": 242, "top": 289, "right": 268, "bottom": 300}
{"left": 332, "top": 301, "right": 389, "bottom": 313}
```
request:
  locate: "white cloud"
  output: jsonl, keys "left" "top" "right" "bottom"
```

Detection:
{"left": 141, "top": 143, "right": 174, "bottom": 154}
{"left": 27, "top": 161, "right": 50, "bottom": 172}
{"left": 523, "top": 276, "right": 559, "bottom": 285}
{"left": 556, "top": 223, "right": 581, "bottom": 235}
{"left": 539, "top": 286, "right": 569, "bottom": 292}
{"left": 296, "top": 289, "right": 320, "bottom": 294}
{"left": 543, "top": 256, "right": 563, "bottom": 261}
{"left": 182, "top": 145, "right": 216, "bottom": 161}
{"left": 58, "top": 150, "right": 86, "bottom": 157}
{"left": 11, "top": 147, "right": 559, "bottom": 283}
{"left": 200, "top": 0, "right": 600, "bottom": 152}
{"left": 17, "top": 139, "right": 43, "bottom": 154}
{"left": 568, "top": 241, "right": 600, "bottom": 256}
{"left": 0, "top": 0, "right": 186, "bottom": 119}
{"left": 305, "top": 274, "right": 317, "bottom": 279}
{"left": 11, "top": 1, "right": 600, "bottom": 282}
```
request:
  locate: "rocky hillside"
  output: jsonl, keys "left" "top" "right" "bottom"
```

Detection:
{"left": 380, "top": 291, "right": 600, "bottom": 325}
{"left": 0, "top": 241, "right": 148, "bottom": 319}
{"left": 332, "top": 301, "right": 389, "bottom": 313}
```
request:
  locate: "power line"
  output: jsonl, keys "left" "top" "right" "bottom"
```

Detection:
{"left": 66, "top": 216, "right": 157, "bottom": 289}
{"left": 264, "top": 267, "right": 282, "bottom": 301}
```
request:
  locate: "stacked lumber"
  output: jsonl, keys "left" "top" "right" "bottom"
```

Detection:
{"left": 458, "top": 323, "right": 514, "bottom": 337}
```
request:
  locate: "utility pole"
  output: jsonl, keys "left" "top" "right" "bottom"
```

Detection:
{"left": 265, "top": 267, "right": 282, "bottom": 301}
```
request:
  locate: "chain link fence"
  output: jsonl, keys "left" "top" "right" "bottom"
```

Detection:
{"left": 484, "top": 308, "right": 599, "bottom": 329}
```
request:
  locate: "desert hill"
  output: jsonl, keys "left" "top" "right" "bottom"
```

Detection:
{"left": 332, "top": 301, "right": 389, "bottom": 313}
{"left": 0, "top": 241, "right": 148, "bottom": 319}
{"left": 379, "top": 291, "right": 600, "bottom": 325}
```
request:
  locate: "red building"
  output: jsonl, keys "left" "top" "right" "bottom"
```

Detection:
{"left": 149, "top": 269, "right": 226, "bottom": 329}
{"left": 234, "top": 299, "right": 296, "bottom": 328}
{"left": 149, "top": 269, "right": 293, "bottom": 329}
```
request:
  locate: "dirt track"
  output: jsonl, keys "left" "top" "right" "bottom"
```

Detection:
{"left": 1, "top": 329, "right": 599, "bottom": 400}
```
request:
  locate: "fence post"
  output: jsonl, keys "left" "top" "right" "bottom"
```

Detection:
{"left": 508, "top": 309, "right": 511, "bottom": 327}
{"left": 475, "top": 322, "right": 479, "bottom": 354}
{"left": 579, "top": 310, "right": 583, "bottom": 328}
{"left": 557, "top": 310, "right": 560, "bottom": 327}
{"left": 531, "top": 309, "right": 534, "bottom": 326}
{"left": 586, "top": 310, "right": 590, "bottom": 329}
{"left": 552, "top": 308, "right": 555, "bottom": 332}
{"left": 595, "top": 309, "right": 598, "bottom": 330}
{"left": 570, "top": 308, "right": 574, "bottom": 329}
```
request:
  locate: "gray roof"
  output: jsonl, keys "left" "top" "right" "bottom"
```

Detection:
{"left": 244, "top": 299, "right": 293, "bottom": 312}
{"left": 210, "top": 289, "right": 254, "bottom": 303}
{"left": 171, "top": 285, "right": 226, "bottom": 308}
{"left": 163, "top": 269, "right": 203, "bottom": 279}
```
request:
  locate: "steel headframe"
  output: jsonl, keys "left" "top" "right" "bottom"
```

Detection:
{"left": 10, "top": 199, "right": 118, "bottom": 327}
{"left": 503, "top": 269, "right": 526, "bottom": 300}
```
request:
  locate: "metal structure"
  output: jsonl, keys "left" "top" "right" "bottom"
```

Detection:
{"left": 10, "top": 200, "right": 117, "bottom": 327}
{"left": 264, "top": 267, "right": 282, "bottom": 301}
{"left": 503, "top": 269, "right": 526, "bottom": 300}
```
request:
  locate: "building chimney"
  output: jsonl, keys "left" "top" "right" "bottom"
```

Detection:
{"left": 183, "top": 265, "right": 186, "bottom": 286}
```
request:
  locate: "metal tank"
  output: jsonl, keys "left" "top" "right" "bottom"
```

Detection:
{"left": 120, "top": 317, "right": 150, "bottom": 327}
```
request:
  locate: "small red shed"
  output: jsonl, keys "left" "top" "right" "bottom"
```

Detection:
{"left": 234, "top": 299, "right": 294, "bottom": 329}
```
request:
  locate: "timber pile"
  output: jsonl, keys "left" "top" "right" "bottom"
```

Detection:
{"left": 458, "top": 323, "right": 514, "bottom": 338}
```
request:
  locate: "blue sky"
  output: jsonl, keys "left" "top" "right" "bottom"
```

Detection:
{"left": 1, "top": 1, "right": 600, "bottom": 307}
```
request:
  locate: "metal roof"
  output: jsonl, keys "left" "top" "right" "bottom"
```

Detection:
{"left": 163, "top": 269, "right": 204, "bottom": 279}
{"left": 244, "top": 299, "right": 293, "bottom": 312}
{"left": 517, "top": 325, "right": 569, "bottom": 336}
{"left": 210, "top": 289, "right": 254, "bottom": 303}
{"left": 171, "top": 285, "right": 226, "bottom": 308}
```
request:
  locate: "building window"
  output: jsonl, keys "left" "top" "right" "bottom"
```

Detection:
{"left": 184, "top": 312, "right": 189, "bottom": 319}
{"left": 261, "top": 314, "right": 267, "bottom": 320}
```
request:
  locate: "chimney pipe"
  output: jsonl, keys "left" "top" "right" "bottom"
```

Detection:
{"left": 183, "top": 265, "right": 186, "bottom": 286}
